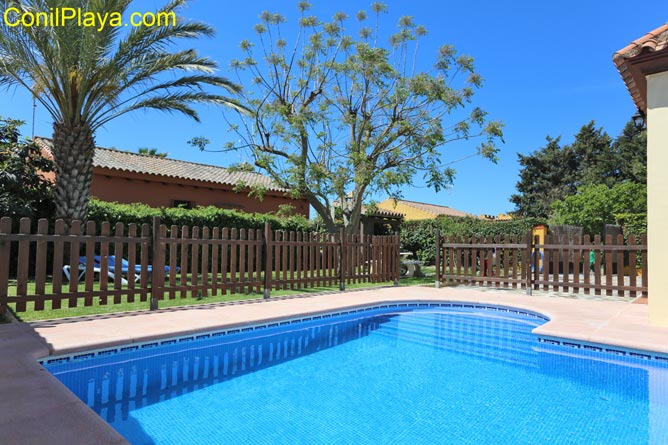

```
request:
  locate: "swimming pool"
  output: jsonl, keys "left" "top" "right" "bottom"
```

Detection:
{"left": 43, "top": 303, "right": 668, "bottom": 444}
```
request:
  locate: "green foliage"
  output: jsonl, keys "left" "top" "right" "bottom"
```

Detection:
{"left": 550, "top": 182, "right": 646, "bottom": 236}
{"left": 613, "top": 121, "right": 647, "bottom": 184}
{"left": 0, "top": 117, "right": 54, "bottom": 219}
{"left": 615, "top": 212, "right": 647, "bottom": 245}
{"left": 138, "top": 148, "right": 168, "bottom": 158}
{"left": 228, "top": 162, "right": 255, "bottom": 172}
{"left": 0, "top": 0, "right": 246, "bottom": 222}
{"left": 400, "top": 216, "right": 545, "bottom": 264}
{"left": 0, "top": 0, "right": 245, "bottom": 131}
{"left": 87, "top": 199, "right": 312, "bottom": 233}
{"left": 510, "top": 136, "right": 577, "bottom": 218}
{"left": 511, "top": 120, "right": 646, "bottom": 218}
{"left": 188, "top": 136, "right": 211, "bottom": 151}
{"left": 223, "top": 2, "right": 503, "bottom": 233}
{"left": 570, "top": 122, "right": 616, "bottom": 187}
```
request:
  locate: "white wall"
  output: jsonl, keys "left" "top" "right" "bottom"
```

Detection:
{"left": 647, "top": 71, "right": 668, "bottom": 326}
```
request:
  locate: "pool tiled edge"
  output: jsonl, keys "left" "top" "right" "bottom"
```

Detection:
{"left": 31, "top": 287, "right": 668, "bottom": 359}
{"left": 38, "top": 301, "right": 550, "bottom": 365}
{"left": 535, "top": 336, "right": 668, "bottom": 363}
{"left": 36, "top": 297, "right": 668, "bottom": 366}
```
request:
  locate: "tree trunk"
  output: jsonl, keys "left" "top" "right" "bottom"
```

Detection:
{"left": 343, "top": 187, "right": 366, "bottom": 236}
{"left": 51, "top": 122, "right": 95, "bottom": 224}
{"left": 345, "top": 215, "right": 361, "bottom": 235}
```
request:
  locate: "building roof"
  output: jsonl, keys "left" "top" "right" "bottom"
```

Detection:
{"left": 35, "top": 137, "right": 288, "bottom": 193}
{"left": 362, "top": 205, "right": 404, "bottom": 219}
{"left": 613, "top": 23, "right": 668, "bottom": 113}
{"left": 381, "top": 199, "right": 472, "bottom": 218}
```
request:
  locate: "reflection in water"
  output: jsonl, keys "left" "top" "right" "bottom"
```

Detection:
{"left": 50, "top": 314, "right": 389, "bottom": 422}
{"left": 650, "top": 368, "right": 668, "bottom": 444}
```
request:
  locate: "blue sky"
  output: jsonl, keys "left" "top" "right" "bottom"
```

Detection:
{"left": 1, "top": 0, "right": 665, "bottom": 217}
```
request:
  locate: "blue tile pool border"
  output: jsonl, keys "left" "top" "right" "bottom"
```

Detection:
{"left": 536, "top": 336, "right": 668, "bottom": 363}
{"left": 37, "top": 301, "right": 668, "bottom": 365}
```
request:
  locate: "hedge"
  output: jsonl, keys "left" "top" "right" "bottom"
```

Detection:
{"left": 400, "top": 216, "right": 546, "bottom": 265}
{"left": 88, "top": 199, "right": 313, "bottom": 233}
{"left": 614, "top": 212, "right": 647, "bottom": 243}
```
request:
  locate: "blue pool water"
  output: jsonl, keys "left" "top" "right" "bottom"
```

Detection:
{"left": 44, "top": 304, "right": 668, "bottom": 444}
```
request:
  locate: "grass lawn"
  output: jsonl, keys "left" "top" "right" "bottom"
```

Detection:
{"left": 7, "top": 267, "right": 436, "bottom": 322}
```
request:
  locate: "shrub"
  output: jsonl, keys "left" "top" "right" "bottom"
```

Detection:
{"left": 87, "top": 198, "right": 313, "bottom": 233}
{"left": 550, "top": 182, "right": 646, "bottom": 236}
{"left": 614, "top": 212, "right": 647, "bottom": 241}
{"left": 400, "top": 216, "right": 546, "bottom": 264}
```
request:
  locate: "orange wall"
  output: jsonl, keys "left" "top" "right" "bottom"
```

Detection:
{"left": 90, "top": 169, "right": 309, "bottom": 217}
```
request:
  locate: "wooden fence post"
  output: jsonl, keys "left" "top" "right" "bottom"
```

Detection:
{"left": 534, "top": 233, "right": 541, "bottom": 293}
{"left": 526, "top": 232, "right": 534, "bottom": 295}
{"left": 150, "top": 216, "right": 163, "bottom": 310}
{"left": 435, "top": 229, "right": 441, "bottom": 288}
{"left": 339, "top": 228, "right": 346, "bottom": 291}
{"left": 263, "top": 223, "right": 272, "bottom": 299}
{"left": 0, "top": 217, "right": 12, "bottom": 314}
{"left": 393, "top": 232, "right": 400, "bottom": 286}
{"left": 641, "top": 234, "right": 648, "bottom": 297}
{"left": 16, "top": 218, "right": 31, "bottom": 312}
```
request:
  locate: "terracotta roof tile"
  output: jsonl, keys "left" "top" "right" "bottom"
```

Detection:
{"left": 613, "top": 23, "right": 668, "bottom": 113}
{"left": 614, "top": 24, "right": 668, "bottom": 60}
{"left": 362, "top": 205, "right": 404, "bottom": 218}
{"left": 35, "top": 137, "right": 288, "bottom": 193}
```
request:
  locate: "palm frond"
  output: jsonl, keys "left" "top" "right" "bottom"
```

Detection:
{"left": 0, "top": 0, "right": 244, "bottom": 130}
{"left": 95, "top": 92, "right": 247, "bottom": 128}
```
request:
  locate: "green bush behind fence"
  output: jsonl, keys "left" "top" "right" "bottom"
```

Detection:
{"left": 400, "top": 216, "right": 546, "bottom": 265}
{"left": 88, "top": 199, "right": 313, "bottom": 233}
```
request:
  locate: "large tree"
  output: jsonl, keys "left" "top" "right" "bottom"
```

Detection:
{"left": 570, "top": 121, "right": 615, "bottom": 188}
{"left": 510, "top": 136, "right": 578, "bottom": 218}
{"left": 0, "top": 0, "right": 245, "bottom": 223}
{"left": 511, "top": 119, "right": 646, "bottom": 218}
{"left": 613, "top": 120, "right": 646, "bottom": 184}
{"left": 212, "top": 2, "right": 502, "bottom": 234}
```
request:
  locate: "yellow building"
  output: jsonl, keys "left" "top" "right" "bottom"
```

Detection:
{"left": 376, "top": 199, "right": 472, "bottom": 221}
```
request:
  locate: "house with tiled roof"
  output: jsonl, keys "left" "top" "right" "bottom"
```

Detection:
{"left": 613, "top": 23, "right": 668, "bottom": 326}
{"left": 376, "top": 198, "right": 472, "bottom": 221}
{"left": 35, "top": 137, "right": 308, "bottom": 216}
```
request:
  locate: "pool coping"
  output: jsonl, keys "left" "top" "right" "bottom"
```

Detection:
{"left": 3, "top": 286, "right": 668, "bottom": 444}
{"left": 39, "top": 302, "right": 553, "bottom": 365}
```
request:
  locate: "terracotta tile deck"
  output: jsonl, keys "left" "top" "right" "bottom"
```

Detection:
{"left": 3, "top": 285, "right": 668, "bottom": 444}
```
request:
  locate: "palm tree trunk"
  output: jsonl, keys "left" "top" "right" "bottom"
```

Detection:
{"left": 51, "top": 122, "right": 95, "bottom": 224}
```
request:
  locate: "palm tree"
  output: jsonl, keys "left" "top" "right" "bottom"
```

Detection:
{"left": 0, "top": 0, "right": 245, "bottom": 223}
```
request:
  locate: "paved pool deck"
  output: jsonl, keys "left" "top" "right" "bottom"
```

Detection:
{"left": 3, "top": 285, "right": 668, "bottom": 444}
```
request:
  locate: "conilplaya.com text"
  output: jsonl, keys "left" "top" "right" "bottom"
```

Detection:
{"left": 4, "top": 7, "right": 176, "bottom": 32}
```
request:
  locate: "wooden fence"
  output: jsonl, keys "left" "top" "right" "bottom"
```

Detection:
{"left": 0, "top": 217, "right": 400, "bottom": 314}
{"left": 436, "top": 231, "right": 648, "bottom": 298}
